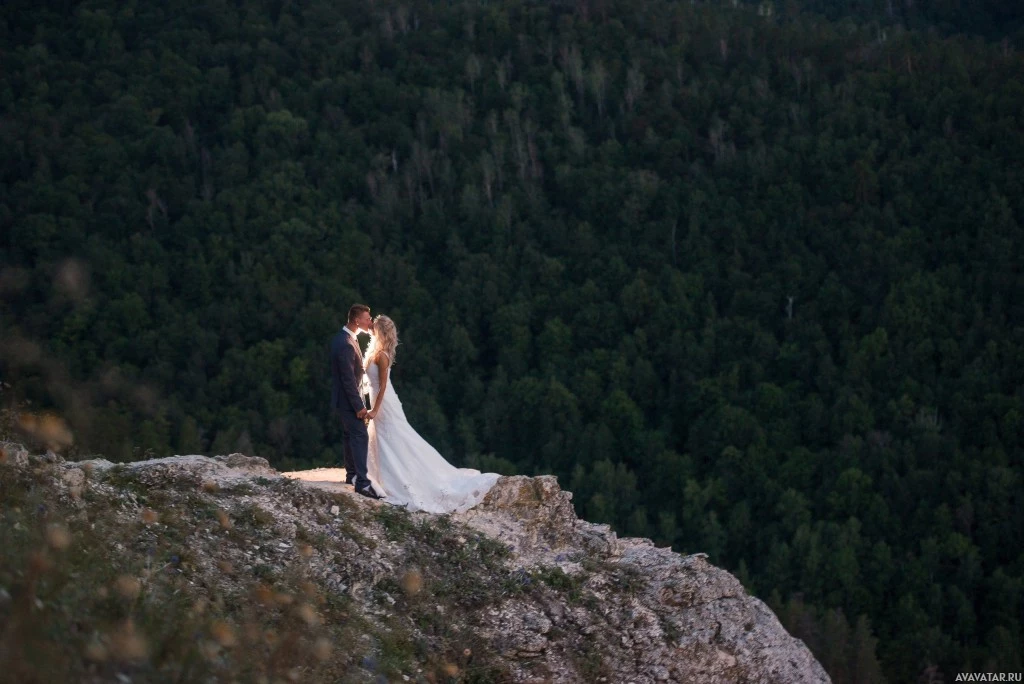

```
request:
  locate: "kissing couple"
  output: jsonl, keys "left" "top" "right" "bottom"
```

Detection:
{"left": 330, "top": 304, "right": 500, "bottom": 512}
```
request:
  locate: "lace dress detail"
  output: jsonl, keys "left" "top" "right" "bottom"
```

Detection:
{"left": 365, "top": 359, "right": 499, "bottom": 513}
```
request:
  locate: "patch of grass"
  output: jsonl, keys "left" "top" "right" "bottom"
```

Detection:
{"left": 375, "top": 619, "right": 419, "bottom": 676}
{"left": 375, "top": 504, "right": 416, "bottom": 541}
{"left": 363, "top": 509, "right": 522, "bottom": 612}
{"left": 412, "top": 606, "right": 448, "bottom": 635}
{"left": 0, "top": 460, "right": 50, "bottom": 509}
{"left": 583, "top": 556, "right": 647, "bottom": 596}
{"left": 574, "top": 639, "right": 612, "bottom": 682}
{"left": 421, "top": 551, "right": 522, "bottom": 609}
{"left": 235, "top": 502, "right": 275, "bottom": 528}
{"left": 267, "top": 477, "right": 299, "bottom": 493}
{"left": 532, "top": 566, "right": 586, "bottom": 603}
{"left": 660, "top": 613, "right": 683, "bottom": 644}
{"left": 474, "top": 533, "right": 513, "bottom": 565}
{"left": 611, "top": 563, "right": 647, "bottom": 595}
{"left": 462, "top": 661, "right": 515, "bottom": 683}
{"left": 182, "top": 492, "right": 220, "bottom": 520}
{"left": 295, "top": 523, "right": 331, "bottom": 550}
{"left": 2, "top": 464, "right": 210, "bottom": 681}
{"left": 0, "top": 459, "right": 372, "bottom": 683}
{"left": 413, "top": 513, "right": 453, "bottom": 546}
{"left": 252, "top": 563, "right": 277, "bottom": 580}
{"left": 336, "top": 518, "right": 377, "bottom": 549}
{"left": 373, "top": 576, "right": 402, "bottom": 600}
{"left": 460, "top": 652, "right": 515, "bottom": 683}
{"left": 100, "top": 464, "right": 149, "bottom": 497}
{"left": 498, "top": 568, "right": 533, "bottom": 598}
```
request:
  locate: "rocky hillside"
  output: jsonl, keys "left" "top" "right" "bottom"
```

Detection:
{"left": 0, "top": 443, "right": 829, "bottom": 683}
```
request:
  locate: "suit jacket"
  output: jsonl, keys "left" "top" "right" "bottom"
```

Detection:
{"left": 330, "top": 329, "right": 365, "bottom": 414}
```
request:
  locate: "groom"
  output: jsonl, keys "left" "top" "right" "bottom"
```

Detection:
{"left": 330, "top": 303, "right": 382, "bottom": 499}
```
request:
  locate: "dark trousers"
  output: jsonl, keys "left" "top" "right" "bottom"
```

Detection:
{"left": 339, "top": 408, "right": 371, "bottom": 490}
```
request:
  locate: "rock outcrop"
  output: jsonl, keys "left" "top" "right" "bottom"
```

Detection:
{"left": 457, "top": 476, "right": 829, "bottom": 683}
{"left": 1, "top": 447, "right": 830, "bottom": 683}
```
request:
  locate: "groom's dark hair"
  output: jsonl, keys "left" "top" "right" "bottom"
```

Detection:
{"left": 348, "top": 303, "right": 370, "bottom": 323}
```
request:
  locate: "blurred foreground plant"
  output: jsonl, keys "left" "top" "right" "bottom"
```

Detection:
{"left": 0, "top": 458, "right": 360, "bottom": 682}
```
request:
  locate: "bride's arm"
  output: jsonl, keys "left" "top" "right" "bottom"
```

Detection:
{"left": 368, "top": 354, "right": 391, "bottom": 419}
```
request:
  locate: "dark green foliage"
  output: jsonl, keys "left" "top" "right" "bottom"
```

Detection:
{"left": 2, "top": 0, "right": 1022, "bottom": 681}
{"left": 746, "top": 0, "right": 1024, "bottom": 40}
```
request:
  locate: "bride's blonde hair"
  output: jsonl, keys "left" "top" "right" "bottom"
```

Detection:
{"left": 364, "top": 314, "right": 398, "bottom": 367}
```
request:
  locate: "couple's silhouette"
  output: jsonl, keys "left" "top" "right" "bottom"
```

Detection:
{"left": 330, "top": 304, "right": 499, "bottom": 511}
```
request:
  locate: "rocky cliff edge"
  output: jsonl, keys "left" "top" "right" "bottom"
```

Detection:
{"left": 0, "top": 443, "right": 830, "bottom": 683}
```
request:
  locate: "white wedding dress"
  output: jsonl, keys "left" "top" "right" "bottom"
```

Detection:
{"left": 365, "top": 359, "right": 500, "bottom": 513}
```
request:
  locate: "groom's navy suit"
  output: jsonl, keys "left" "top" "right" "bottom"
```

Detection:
{"left": 330, "top": 327, "right": 371, "bottom": 491}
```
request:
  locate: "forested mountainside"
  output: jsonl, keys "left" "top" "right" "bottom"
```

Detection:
{"left": 742, "top": 0, "right": 1024, "bottom": 40}
{"left": 2, "top": 0, "right": 1022, "bottom": 681}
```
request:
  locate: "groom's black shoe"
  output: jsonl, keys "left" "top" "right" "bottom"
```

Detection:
{"left": 356, "top": 485, "right": 383, "bottom": 500}
{"left": 344, "top": 474, "right": 356, "bottom": 486}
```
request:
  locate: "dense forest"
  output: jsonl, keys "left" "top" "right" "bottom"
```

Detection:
{"left": 745, "top": 0, "right": 1024, "bottom": 39}
{"left": 2, "top": 0, "right": 1022, "bottom": 681}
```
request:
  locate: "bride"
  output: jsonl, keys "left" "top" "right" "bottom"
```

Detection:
{"left": 362, "top": 315, "right": 500, "bottom": 513}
